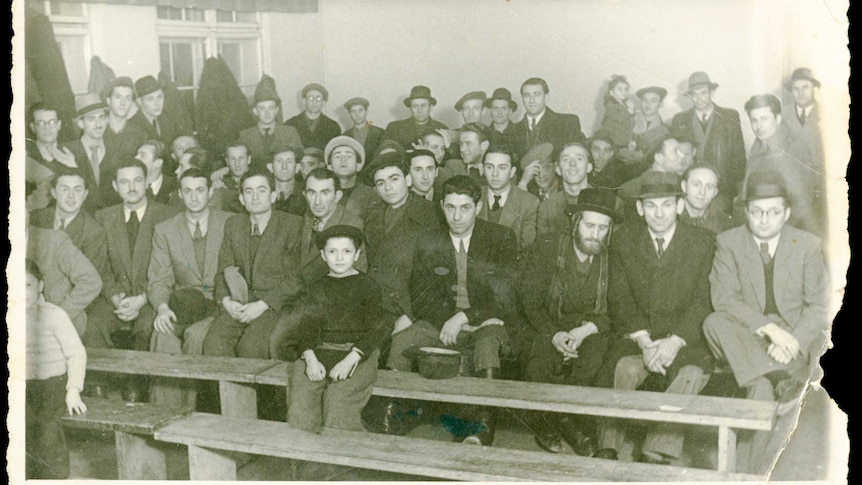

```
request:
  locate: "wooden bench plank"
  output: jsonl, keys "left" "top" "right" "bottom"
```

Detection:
{"left": 60, "top": 398, "right": 193, "bottom": 435}
{"left": 155, "top": 413, "right": 761, "bottom": 482}
{"left": 87, "top": 348, "right": 281, "bottom": 383}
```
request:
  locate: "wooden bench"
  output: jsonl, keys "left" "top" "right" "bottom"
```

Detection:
{"left": 154, "top": 412, "right": 761, "bottom": 482}
{"left": 88, "top": 349, "right": 777, "bottom": 472}
{"left": 60, "top": 398, "right": 192, "bottom": 479}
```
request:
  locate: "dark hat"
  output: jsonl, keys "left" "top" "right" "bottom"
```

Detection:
{"left": 253, "top": 74, "right": 281, "bottom": 105}
{"left": 636, "top": 86, "right": 668, "bottom": 100}
{"left": 403, "top": 85, "right": 437, "bottom": 107}
{"left": 168, "top": 288, "right": 216, "bottom": 325}
{"left": 635, "top": 171, "right": 683, "bottom": 199}
{"left": 372, "top": 139, "right": 407, "bottom": 164}
{"left": 572, "top": 188, "right": 621, "bottom": 222}
{"left": 589, "top": 130, "right": 615, "bottom": 147}
{"left": 302, "top": 83, "right": 329, "bottom": 101}
{"left": 741, "top": 171, "right": 788, "bottom": 202}
{"left": 787, "top": 67, "right": 821, "bottom": 88}
{"left": 303, "top": 147, "right": 324, "bottom": 161}
{"left": 324, "top": 135, "right": 365, "bottom": 165}
{"left": 100, "top": 76, "right": 134, "bottom": 101}
{"left": 74, "top": 93, "right": 108, "bottom": 119}
{"left": 519, "top": 142, "right": 554, "bottom": 171}
{"left": 485, "top": 87, "right": 518, "bottom": 110}
{"left": 454, "top": 91, "right": 487, "bottom": 111}
{"left": 687, "top": 71, "right": 719, "bottom": 91}
{"left": 343, "top": 97, "right": 369, "bottom": 111}
{"left": 134, "top": 75, "right": 162, "bottom": 98}
{"left": 315, "top": 224, "right": 365, "bottom": 250}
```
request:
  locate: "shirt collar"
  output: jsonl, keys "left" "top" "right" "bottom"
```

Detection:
{"left": 149, "top": 174, "right": 164, "bottom": 195}
{"left": 449, "top": 228, "right": 475, "bottom": 253}
{"left": 124, "top": 203, "right": 147, "bottom": 222}
{"left": 695, "top": 105, "right": 714, "bottom": 120}
{"left": 54, "top": 209, "right": 79, "bottom": 228}
{"left": 186, "top": 209, "right": 210, "bottom": 236}
{"left": 487, "top": 185, "right": 512, "bottom": 207}
{"left": 250, "top": 210, "right": 273, "bottom": 235}
{"left": 752, "top": 232, "right": 781, "bottom": 258}
{"left": 648, "top": 222, "right": 677, "bottom": 250}
{"left": 527, "top": 109, "right": 546, "bottom": 126}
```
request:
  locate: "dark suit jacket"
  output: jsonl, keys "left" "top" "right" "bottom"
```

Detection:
{"left": 365, "top": 194, "right": 440, "bottom": 317}
{"left": 607, "top": 221, "right": 715, "bottom": 369}
{"left": 31, "top": 206, "right": 108, "bottom": 279}
{"left": 147, "top": 209, "right": 232, "bottom": 308}
{"left": 284, "top": 112, "right": 341, "bottom": 151}
{"left": 344, "top": 124, "right": 386, "bottom": 163}
{"left": 95, "top": 201, "right": 175, "bottom": 300}
{"left": 104, "top": 122, "right": 148, "bottom": 167}
{"left": 781, "top": 102, "right": 823, "bottom": 167}
{"left": 147, "top": 174, "right": 179, "bottom": 206}
{"left": 513, "top": 107, "right": 586, "bottom": 159}
{"left": 709, "top": 224, "right": 828, "bottom": 357}
{"left": 670, "top": 105, "right": 746, "bottom": 201}
{"left": 127, "top": 109, "right": 182, "bottom": 158}
{"left": 60, "top": 138, "right": 119, "bottom": 212}
{"left": 384, "top": 117, "right": 448, "bottom": 149}
{"left": 341, "top": 183, "right": 382, "bottom": 222}
{"left": 215, "top": 210, "right": 303, "bottom": 311}
{"left": 410, "top": 218, "right": 519, "bottom": 330}
{"left": 488, "top": 122, "right": 520, "bottom": 153}
{"left": 297, "top": 205, "right": 366, "bottom": 286}
{"left": 478, "top": 185, "right": 540, "bottom": 252}
{"left": 239, "top": 124, "right": 303, "bottom": 167}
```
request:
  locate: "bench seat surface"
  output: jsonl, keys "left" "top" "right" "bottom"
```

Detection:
{"left": 60, "top": 398, "right": 193, "bottom": 434}
{"left": 87, "top": 348, "right": 281, "bottom": 383}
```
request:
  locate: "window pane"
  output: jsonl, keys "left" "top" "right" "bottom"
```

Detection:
{"left": 219, "top": 42, "right": 241, "bottom": 83}
{"left": 218, "top": 39, "right": 260, "bottom": 88}
{"left": 56, "top": 35, "right": 87, "bottom": 93}
{"left": 49, "top": 1, "right": 83, "bottom": 16}
{"left": 185, "top": 7, "right": 204, "bottom": 22}
{"left": 157, "top": 6, "right": 183, "bottom": 20}
{"left": 237, "top": 12, "right": 257, "bottom": 23}
{"left": 171, "top": 43, "right": 195, "bottom": 88}
{"left": 216, "top": 10, "right": 234, "bottom": 23}
{"left": 159, "top": 43, "right": 172, "bottom": 79}
{"left": 159, "top": 39, "right": 204, "bottom": 90}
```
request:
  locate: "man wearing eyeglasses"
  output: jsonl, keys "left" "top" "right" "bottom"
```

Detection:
{"left": 26, "top": 103, "right": 68, "bottom": 210}
{"left": 284, "top": 83, "right": 341, "bottom": 151}
{"left": 703, "top": 170, "right": 829, "bottom": 473}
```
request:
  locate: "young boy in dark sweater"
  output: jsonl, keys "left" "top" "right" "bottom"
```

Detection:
{"left": 287, "top": 225, "right": 390, "bottom": 433}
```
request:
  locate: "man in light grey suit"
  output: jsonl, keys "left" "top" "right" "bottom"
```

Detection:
{"left": 148, "top": 168, "right": 232, "bottom": 406}
{"left": 704, "top": 170, "right": 829, "bottom": 473}
{"left": 477, "top": 144, "right": 540, "bottom": 254}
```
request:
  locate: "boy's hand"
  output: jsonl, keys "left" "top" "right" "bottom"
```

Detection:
{"left": 303, "top": 351, "right": 326, "bottom": 381}
{"left": 330, "top": 350, "right": 361, "bottom": 381}
{"left": 66, "top": 389, "right": 87, "bottom": 415}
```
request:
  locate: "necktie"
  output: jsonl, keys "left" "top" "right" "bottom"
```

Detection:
{"left": 194, "top": 221, "right": 203, "bottom": 240}
{"left": 252, "top": 223, "right": 261, "bottom": 237}
{"left": 656, "top": 237, "right": 665, "bottom": 259}
{"left": 89, "top": 145, "right": 101, "bottom": 185}
{"left": 455, "top": 239, "right": 470, "bottom": 310}
{"left": 127, "top": 210, "right": 140, "bottom": 254}
{"left": 468, "top": 166, "right": 481, "bottom": 180}
{"left": 153, "top": 118, "right": 161, "bottom": 137}
{"left": 798, "top": 109, "right": 807, "bottom": 126}
{"left": 529, "top": 117, "right": 536, "bottom": 131}
{"left": 492, "top": 195, "right": 502, "bottom": 211}
{"left": 263, "top": 127, "right": 272, "bottom": 145}
{"left": 58, "top": 218, "right": 66, "bottom": 231}
{"left": 759, "top": 242, "right": 772, "bottom": 265}
{"left": 313, "top": 217, "right": 324, "bottom": 233}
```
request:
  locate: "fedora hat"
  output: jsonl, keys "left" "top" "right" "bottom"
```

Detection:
{"left": 636, "top": 86, "right": 668, "bottom": 100}
{"left": 253, "top": 74, "right": 281, "bottom": 105}
{"left": 572, "top": 188, "right": 621, "bottom": 222}
{"left": 687, "top": 71, "right": 719, "bottom": 91}
{"left": 454, "top": 91, "right": 487, "bottom": 111}
{"left": 740, "top": 171, "right": 788, "bottom": 202}
{"left": 787, "top": 67, "right": 821, "bottom": 89}
{"left": 134, "top": 75, "right": 162, "bottom": 98}
{"left": 635, "top": 171, "right": 683, "bottom": 199}
{"left": 302, "top": 83, "right": 328, "bottom": 101}
{"left": 75, "top": 93, "right": 108, "bottom": 119}
{"left": 100, "top": 76, "right": 134, "bottom": 101}
{"left": 485, "top": 87, "right": 518, "bottom": 110}
{"left": 324, "top": 135, "right": 366, "bottom": 166}
{"left": 403, "top": 85, "right": 437, "bottom": 107}
{"left": 343, "top": 97, "right": 369, "bottom": 111}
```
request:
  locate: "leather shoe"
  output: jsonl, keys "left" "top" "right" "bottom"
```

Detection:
{"left": 534, "top": 431, "right": 563, "bottom": 453}
{"left": 559, "top": 416, "right": 596, "bottom": 456}
{"left": 592, "top": 448, "right": 618, "bottom": 460}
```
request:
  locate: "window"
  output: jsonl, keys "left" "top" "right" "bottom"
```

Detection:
{"left": 157, "top": 9, "right": 261, "bottom": 100}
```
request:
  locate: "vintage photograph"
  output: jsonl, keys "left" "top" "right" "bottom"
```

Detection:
{"left": 9, "top": 0, "right": 850, "bottom": 482}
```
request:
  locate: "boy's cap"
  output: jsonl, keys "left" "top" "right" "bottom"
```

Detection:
{"left": 315, "top": 224, "right": 365, "bottom": 250}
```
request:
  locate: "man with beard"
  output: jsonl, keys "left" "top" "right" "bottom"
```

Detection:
{"left": 478, "top": 145, "right": 540, "bottom": 253}
{"left": 239, "top": 81, "right": 303, "bottom": 166}
{"left": 521, "top": 188, "right": 620, "bottom": 456}
{"left": 384, "top": 85, "right": 449, "bottom": 149}
{"left": 593, "top": 172, "right": 715, "bottom": 464}
{"left": 679, "top": 164, "right": 733, "bottom": 234}
{"left": 537, "top": 142, "right": 593, "bottom": 235}
{"left": 284, "top": 83, "right": 341, "bottom": 151}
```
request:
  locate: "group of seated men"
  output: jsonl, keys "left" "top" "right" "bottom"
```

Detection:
{"left": 24, "top": 67, "right": 830, "bottom": 473}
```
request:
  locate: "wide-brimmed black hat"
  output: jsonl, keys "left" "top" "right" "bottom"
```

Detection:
{"left": 454, "top": 91, "right": 487, "bottom": 111}
{"left": 485, "top": 87, "right": 518, "bottom": 110}
{"left": 403, "top": 85, "right": 437, "bottom": 107}
{"left": 572, "top": 188, "right": 621, "bottom": 222}
{"left": 740, "top": 171, "right": 788, "bottom": 202}
{"left": 635, "top": 171, "right": 683, "bottom": 199}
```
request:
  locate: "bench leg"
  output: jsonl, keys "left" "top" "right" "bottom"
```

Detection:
{"left": 219, "top": 381, "right": 257, "bottom": 418}
{"left": 187, "top": 445, "right": 243, "bottom": 480}
{"left": 114, "top": 431, "right": 167, "bottom": 480}
{"left": 717, "top": 426, "right": 737, "bottom": 472}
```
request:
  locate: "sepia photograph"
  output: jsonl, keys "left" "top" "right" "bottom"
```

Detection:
{"left": 8, "top": 0, "right": 851, "bottom": 482}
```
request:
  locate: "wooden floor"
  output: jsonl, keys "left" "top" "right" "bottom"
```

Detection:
{"left": 65, "top": 386, "right": 845, "bottom": 481}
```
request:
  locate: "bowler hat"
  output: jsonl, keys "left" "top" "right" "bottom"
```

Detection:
{"left": 100, "top": 76, "right": 135, "bottom": 102}
{"left": 315, "top": 224, "right": 365, "bottom": 250}
{"left": 687, "top": 72, "right": 719, "bottom": 91}
{"left": 75, "top": 93, "right": 108, "bottom": 119}
{"left": 635, "top": 171, "right": 683, "bottom": 199}
{"left": 787, "top": 67, "right": 821, "bottom": 89}
{"left": 134, "top": 75, "right": 162, "bottom": 98}
{"left": 636, "top": 86, "right": 668, "bottom": 100}
{"left": 485, "top": 87, "right": 518, "bottom": 110}
{"left": 740, "top": 171, "right": 788, "bottom": 202}
{"left": 403, "top": 85, "right": 437, "bottom": 107}
{"left": 572, "top": 188, "right": 621, "bottom": 222}
{"left": 253, "top": 74, "right": 282, "bottom": 105}
{"left": 324, "top": 135, "right": 366, "bottom": 166}
{"left": 302, "top": 83, "right": 329, "bottom": 101}
{"left": 519, "top": 142, "right": 554, "bottom": 171}
{"left": 343, "top": 97, "right": 369, "bottom": 111}
{"left": 454, "top": 91, "right": 487, "bottom": 111}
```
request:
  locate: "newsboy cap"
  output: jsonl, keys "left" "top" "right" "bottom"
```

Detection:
{"left": 636, "top": 86, "right": 668, "bottom": 100}
{"left": 343, "top": 97, "right": 369, "bottom": 111}
{"left": 302, "top": 83, "right": 329, "bottom": 101}
{"left": 454, "top": 91, "right": 487, "bottom": 111}
{"left": 100, "top": 76, "right": 135, "bottom": 102}
{"left": 324, "top": 135, "right": 366, "bottom": 166}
